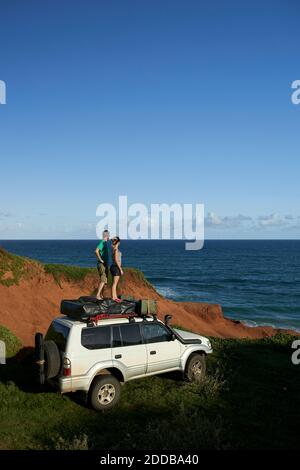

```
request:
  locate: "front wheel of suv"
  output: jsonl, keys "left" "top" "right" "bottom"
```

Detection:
{"left": 89, "top": 375, "right": 121, "bottom": 411}
{"left": 185, "top": 353, "right": 206, "bottom": 384}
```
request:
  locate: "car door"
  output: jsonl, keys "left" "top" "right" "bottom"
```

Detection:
{"left": 112, "top": 323, "right": 147, "bottom": 379}
{"left": 141, "top": 322, "right": 181, "bottom": 374}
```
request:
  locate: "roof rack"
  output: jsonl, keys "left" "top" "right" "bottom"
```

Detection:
{"left": 86, "top": 312, "right": 157, "bottom": 327}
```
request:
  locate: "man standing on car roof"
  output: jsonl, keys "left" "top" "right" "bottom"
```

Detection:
{"left": 95, "top": 230, "right": 111, "bottom": 300}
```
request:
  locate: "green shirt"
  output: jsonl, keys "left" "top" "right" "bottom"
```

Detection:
{"left": 97, "top": 240, "right": 109, "bottom": 264}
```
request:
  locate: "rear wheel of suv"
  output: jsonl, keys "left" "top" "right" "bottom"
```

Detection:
{"left": 89, "top": 375, "right": 121, "bottom": 411}
{"left": 185, "top": 353, "right": 206, "bottom": 383}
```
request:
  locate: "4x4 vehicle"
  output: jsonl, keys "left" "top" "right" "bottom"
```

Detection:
{"left": 35, "top": 313, "right": 213, "bottom": 410}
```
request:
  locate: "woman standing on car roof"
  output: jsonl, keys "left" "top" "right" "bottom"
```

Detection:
{"left": 110, "top": 236, "right": 124, "bottom": 301}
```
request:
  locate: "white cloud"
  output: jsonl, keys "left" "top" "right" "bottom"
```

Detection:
{"left": 205, "top": 212, "right": 300, "bottom": 232}
{"left": 205, "top": 212, "right": 224, "bottom": 226}
{"left": 0, "top": 210, "right": 12, "bottom": 218}
{"left": 0, "top": 211, "right": 299, "bottom": 238}
{"left": 205, "top": 212, "right": 252, "bottom": 229}
{"left": 257, "top": 213, "right": 287, "bottom": 227}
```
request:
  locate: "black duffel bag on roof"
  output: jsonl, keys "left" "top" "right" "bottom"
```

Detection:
{"left": 60, "top": 297, "right": 138, "bottom": 320}
{"left": 78, "top": 296, "right": 100, "bottom": 304}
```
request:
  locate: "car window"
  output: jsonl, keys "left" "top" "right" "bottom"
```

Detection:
{"left": 142, "top": 323, "right": 172, "bottom": 344}
{"left": 119, "top": 324, "right": 142, "bottom": 346}
{"left": 81, "top": 326, "right": 111, "bottom": 350}
{"left": 112, "top": 326, "right": 122, "bottom": 347}
{"left": 45, "top": 322, "right": 70, "bottom": 352}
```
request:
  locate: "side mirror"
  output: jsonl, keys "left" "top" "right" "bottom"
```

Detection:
{"left": 164, "top": 314, "right": 172, "bottom": 326}
{"left": 171, "top": 333, "right": 176, "bottom": 341}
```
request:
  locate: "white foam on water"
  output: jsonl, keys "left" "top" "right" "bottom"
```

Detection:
{"left": 156, "top": 286, "right": 178, "bottom": 299}
{"left": 241, "top": 320, "right": 258, "bottom": 328}
{"left": 241, "top": 319, "right": 300, "bottom": 332}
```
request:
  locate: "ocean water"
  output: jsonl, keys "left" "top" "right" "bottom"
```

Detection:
{"left": 1, "top": 239, "right": 299, "bottom": 332}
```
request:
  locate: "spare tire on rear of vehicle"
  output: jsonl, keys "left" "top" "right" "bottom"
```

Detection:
{"left": 44, "top": 340, "right": 61, "bottom": 379}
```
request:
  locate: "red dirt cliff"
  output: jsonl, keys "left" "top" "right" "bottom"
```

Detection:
{"left": 0, "top": 248, "right": 297, "bottom": 346}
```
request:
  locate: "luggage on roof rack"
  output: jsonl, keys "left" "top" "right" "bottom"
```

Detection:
{"left": 140, "top": 299, "right": 157, "bottom": 315}
{"left": 60, "top": 297, "right": 138, "bottom": 321}
{"left": 60, "top": 296, "right": 158, "bottom": 322}
{"left": 119, "top": 297, "right": 157, "bottom": 314}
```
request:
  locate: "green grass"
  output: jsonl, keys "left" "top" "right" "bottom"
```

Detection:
{"left": 0, "top": 326, "right": 22, "bottom": 359}
{"left": 123, "top": 267, "right": 156, "bottom": 290}
{"left": 44, "top": 264, "right": 149, "bottom": 290}
{"left": 0, "top": 332, "right": 299, "bottom": 450}
{"left": 44, "top": 264, "right": 96, "bottom": 287}
{"left": 0, "top": 248, "right": 26, "bottom": 286}
{"left": 0, "top": 247, "right": 156, "bottom": 293}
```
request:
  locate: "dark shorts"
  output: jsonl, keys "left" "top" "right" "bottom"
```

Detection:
{"left": 110, "top": 264, "right": 121, "bottom": 277}
{"left": 97, "top": 262, "right": 108, "bottom": 283}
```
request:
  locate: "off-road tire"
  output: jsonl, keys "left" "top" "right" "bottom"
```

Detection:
{"left": 185, "top": 353, "right": 206, "bottom": 383}
{"left": 89, "top": 375, "right": 121, "bottom": 411}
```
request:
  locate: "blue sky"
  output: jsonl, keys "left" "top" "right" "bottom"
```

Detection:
{"left": 0, "top": 0, "right": 299, "bottom": 239}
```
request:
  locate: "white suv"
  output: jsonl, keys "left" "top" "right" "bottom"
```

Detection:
{"left": 35, "top": 315, "right": 213, "bottom": 411}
